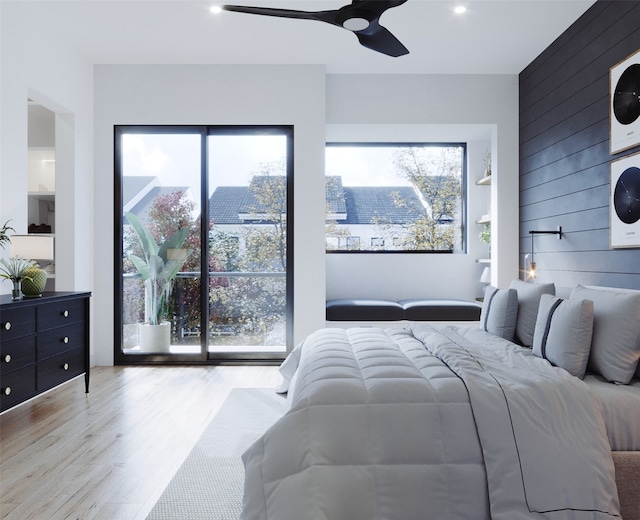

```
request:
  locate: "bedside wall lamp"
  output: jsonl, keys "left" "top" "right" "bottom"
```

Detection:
{"left": 526, "top": 226, "right": 562, "bottom": 280}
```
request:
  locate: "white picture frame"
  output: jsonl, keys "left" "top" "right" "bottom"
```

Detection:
{"left": 610, "top": 151, "right": 640, "bottom": 248}
{"left": 610, "top": 49, "right": 640, "bottom": 155}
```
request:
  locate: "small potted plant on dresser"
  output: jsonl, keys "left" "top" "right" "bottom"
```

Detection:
{"left": 0, "top": 257, "right": 37, "bottom": 299}
{"left": 125, "top": 212, "right": 191, "bottom": 353}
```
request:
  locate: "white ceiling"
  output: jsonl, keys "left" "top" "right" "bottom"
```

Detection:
{"left": 10, "top": 0, "right": 596, "bottom": 74}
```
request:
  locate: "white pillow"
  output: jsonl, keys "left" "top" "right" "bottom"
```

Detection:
{"left": 480, "top": 285, "right": 518, "bottom": 341}
{"left": 570, "top": 285, "right": 640, "bottom": 384}
{"left": 509, "top": 279, "right": 555, "bottom": 347}
{"left": 532, "top": 295, "right": 594, "bottom": 379}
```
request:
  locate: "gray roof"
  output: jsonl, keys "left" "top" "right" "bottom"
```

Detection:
{"left": 210, "top": 176, "right": 285, "bottom": 225}
{"left": 209, "top": 176, "right": 425, "bottom": 226}
{"left": 209, "top": 186, "right": 253, "bottom": 224}
{"left": 326, "top": 176, "right": 347, "bottom": 214}
{"left": 342, "top": 186, "right": 424, "bottom": 224}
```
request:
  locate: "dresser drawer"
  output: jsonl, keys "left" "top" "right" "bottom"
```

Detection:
{"left": 0, "top": 292, "right": 90, "bottom": 412}
{"left": 1, "top": 365, "right": 37, "bottom": 412}
{"left": 1, "top": 335, "right": 36, "bottom": 376}
{"left": 0, "top": 306, "right": 36, "bottom": 341}
{"left": 37, "top": 348, "right": 85, "bottom": 392}
{"left": 37, "top": 322, "right": 86, "bottom": 361}
{"left": 37, "top": 298, "right": 86, "bottom": 331}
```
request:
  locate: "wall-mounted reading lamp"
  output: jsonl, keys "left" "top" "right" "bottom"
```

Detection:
{"left": 526, "top": 226, "right": 562, "bottom": 280}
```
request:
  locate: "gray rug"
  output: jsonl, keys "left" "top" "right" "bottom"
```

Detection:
{"left": 146, "top": 388, "right": 288, "bottom": 520}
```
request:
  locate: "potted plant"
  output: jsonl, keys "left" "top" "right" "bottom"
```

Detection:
{"left": 0, "top": 220, "right": 15, "bottom": 251}
{"left": 125, "top": 212, "right": 191, "bottom": 352}
{"left": 482, "top": 150, "right": 492, "bottom": 177}
{"left": 479, "top": 222, "right": 491, "bottom": 247}
{"left": 0, "top": 257, "right": 37, "bottom": 299}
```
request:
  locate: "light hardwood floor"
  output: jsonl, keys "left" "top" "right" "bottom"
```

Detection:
{"left": 0, "top": 365, "right": 282, "bottom": 520}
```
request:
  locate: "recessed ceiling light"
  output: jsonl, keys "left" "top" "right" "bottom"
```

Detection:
{"left": 454, "top": 6, "right": 467, "bottom": 14}
{"left": 210, "top": 5, "right": 223, "bottom": 14}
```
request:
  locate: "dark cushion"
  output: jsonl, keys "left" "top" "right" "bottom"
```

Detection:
{"left": 326, "top": 299, "right": 404, "bottom": 321}
{"left": 399, "top": 299, "right": 482, "bottom": 321}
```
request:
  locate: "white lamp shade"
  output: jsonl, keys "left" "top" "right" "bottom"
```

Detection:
{"left": 10, "top": 235, "right": 54, "bottom": 261}
{"left": 480, "top": 267, "right": 491, "bottom": 284}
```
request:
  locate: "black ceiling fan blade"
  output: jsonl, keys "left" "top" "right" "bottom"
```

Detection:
{"left": 347, "top": 0, "right": 408, "bottom": 19}
{"left": 355, "top": 22, "right": 409, "bottom": 57}
{"left": 222, "top": 5, "right": 321, "bottom": 20}
{"left": 222, "top": 0, "right": 410, "bottom": 57}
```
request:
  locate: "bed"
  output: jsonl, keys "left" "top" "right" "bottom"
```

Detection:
{"left": 241, "top": 283, "right": 640, "bottom": 520}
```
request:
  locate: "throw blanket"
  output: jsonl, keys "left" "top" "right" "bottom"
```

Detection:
{"left": 242, "top": 325, "right": 621, "bottom": 520}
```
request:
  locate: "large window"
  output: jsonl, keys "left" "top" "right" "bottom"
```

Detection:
{"left": 325, "top": 143, "right": 466, "bottom": 252}
{"left": 115, "top": 126, "right": 292, "bottom": 364}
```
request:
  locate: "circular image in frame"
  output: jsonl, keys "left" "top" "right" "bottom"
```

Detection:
{"left": 613, "top": 166, "right": 640, "bottom": 224}
{"left": 613, "top": 63, "right": 640, "bottom": 125}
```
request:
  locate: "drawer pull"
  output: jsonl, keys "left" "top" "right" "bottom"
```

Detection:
{"left": 4, "top": 354, "right": 11, "bottom": 363}
{"left": 62, "top": 337, "right": 69, "bottom": 344}
{"left": 3, "top": 387, "right": 10, "bottom": 396}
{"left": 62, "top": 363, "right": 70, "bottom": 371}
{"left": 3, "top": 321, "right": 10, "bottom": 331}
{"left": 62, "top": 310, "right": 69, "bottom": 318}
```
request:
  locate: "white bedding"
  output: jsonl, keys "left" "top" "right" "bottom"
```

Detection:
{"left": 242, "top": 325, "right": 622, "bottom": 520}
{"left": 583, "top": 374, "right": 640, "bottom": 451}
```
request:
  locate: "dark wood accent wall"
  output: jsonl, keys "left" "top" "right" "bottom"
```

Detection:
{"left": 519, "top": 0, "right": 640, "bottom": 289}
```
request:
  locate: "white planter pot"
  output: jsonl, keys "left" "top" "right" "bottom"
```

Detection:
{"left": 139, "top": 322, "right": 171, "bottom": 353}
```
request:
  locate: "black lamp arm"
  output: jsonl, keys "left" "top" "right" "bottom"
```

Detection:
{"left": 528, "top": 226, "right": 563, "bottom": 239}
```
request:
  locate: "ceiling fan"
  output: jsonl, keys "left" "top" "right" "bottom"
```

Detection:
{"left": 221, "top": 0, "right": 410, "bottom": 57}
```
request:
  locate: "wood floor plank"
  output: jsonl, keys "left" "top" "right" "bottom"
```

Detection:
{"left": 0, "top": 365, "right": 281, "bottom": 520}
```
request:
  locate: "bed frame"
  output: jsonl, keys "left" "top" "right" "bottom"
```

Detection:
{"left": 613, "top": 451, "right": 640, "bottom": 519}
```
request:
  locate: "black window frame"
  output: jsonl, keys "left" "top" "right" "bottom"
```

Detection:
{"left": 325, "top": 142, "right": 468, "bottom": 254}
{"left": 114, "top": 124, "right": 294, "bottom": 365}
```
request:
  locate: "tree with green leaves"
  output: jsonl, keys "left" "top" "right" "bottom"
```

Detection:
{"left": 390, "top": 147, "right": 463, "bottom": 251}
{"left": 209, "top": 165, "right": 288, "bottom": 344}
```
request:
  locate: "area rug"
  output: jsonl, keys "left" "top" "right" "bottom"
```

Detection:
{"left": 146, "top": 388, "right": 288, "bottom": 520}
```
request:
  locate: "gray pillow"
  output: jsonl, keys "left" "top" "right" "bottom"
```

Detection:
{"left": 570, "top": 285, "right": 640, "bottom": 384}
{"left": 532, "top": 294, "right": 594, "bottom": 379}
{"left": 509, "top": 279, "right": 555, "bottom": 347}
{"left": 480, "top": 285, "right": 518, "bottom": 341}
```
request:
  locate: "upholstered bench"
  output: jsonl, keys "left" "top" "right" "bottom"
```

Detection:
{"left": 326, "top": 298, "right": 482, "bottom": 322}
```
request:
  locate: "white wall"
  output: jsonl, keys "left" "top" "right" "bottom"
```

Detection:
{"left": 93, "top": 65, "right": 327, "bottom": 365}
{"left": 1, "top": 3, "right": 94, "bottom": 357}
{"left": 325, "top": 75, "right": 520, "bottom": 299}
{"left": 2, "top": 3, "right": 519, "bottom": 366}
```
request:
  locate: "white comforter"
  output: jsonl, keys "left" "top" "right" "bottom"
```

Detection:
{"left": 242, "top": 325, "right": 621, "bottom": 520}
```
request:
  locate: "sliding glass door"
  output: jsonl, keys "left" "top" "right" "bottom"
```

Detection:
{"left": 115, "top": 126, "right": 292, "bottom": 363}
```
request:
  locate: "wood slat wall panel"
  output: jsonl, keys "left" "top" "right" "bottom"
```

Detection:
{"left": 520, "top": 126, "right": 609, "bottom": 182}
{"left": 527, "top": 250, "right": 640, "bottom": 275}
{"left": 520, "top": 207, "right": 609, "bottom": 235}
{"left": 519, "top": 2, "right": 608, "bottom": 87}
{"left": 520, "top": 149, "right": 608, "bottom": 192}
{"left": 521, "top": 167, "right": 608, "bottom": 206}
{"left": 518, "top": 0, "right": 640, "bottom": 289}
{"left": 521, "top": 180, "right": 609, "bottom": 220}
{"left": 519, "top": 2, "right": 635, "bottom": 111}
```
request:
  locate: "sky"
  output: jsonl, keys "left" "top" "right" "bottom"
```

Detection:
{"left": 122, "top": 133, "right": 287, "bottom": 203}
{"left": 122, "top": 134, "right": 412, "bottom": 195}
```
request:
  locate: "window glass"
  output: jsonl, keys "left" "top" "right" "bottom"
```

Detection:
{"left": 325, "top": 143, "right": 466, "bottom": 252}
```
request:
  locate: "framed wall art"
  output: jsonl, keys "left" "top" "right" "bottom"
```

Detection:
{"left": 610, "top": 151, "right": 640, "bottom": 248}
{"left": 610, "top": 48, "right": 640, "bottom": 155}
